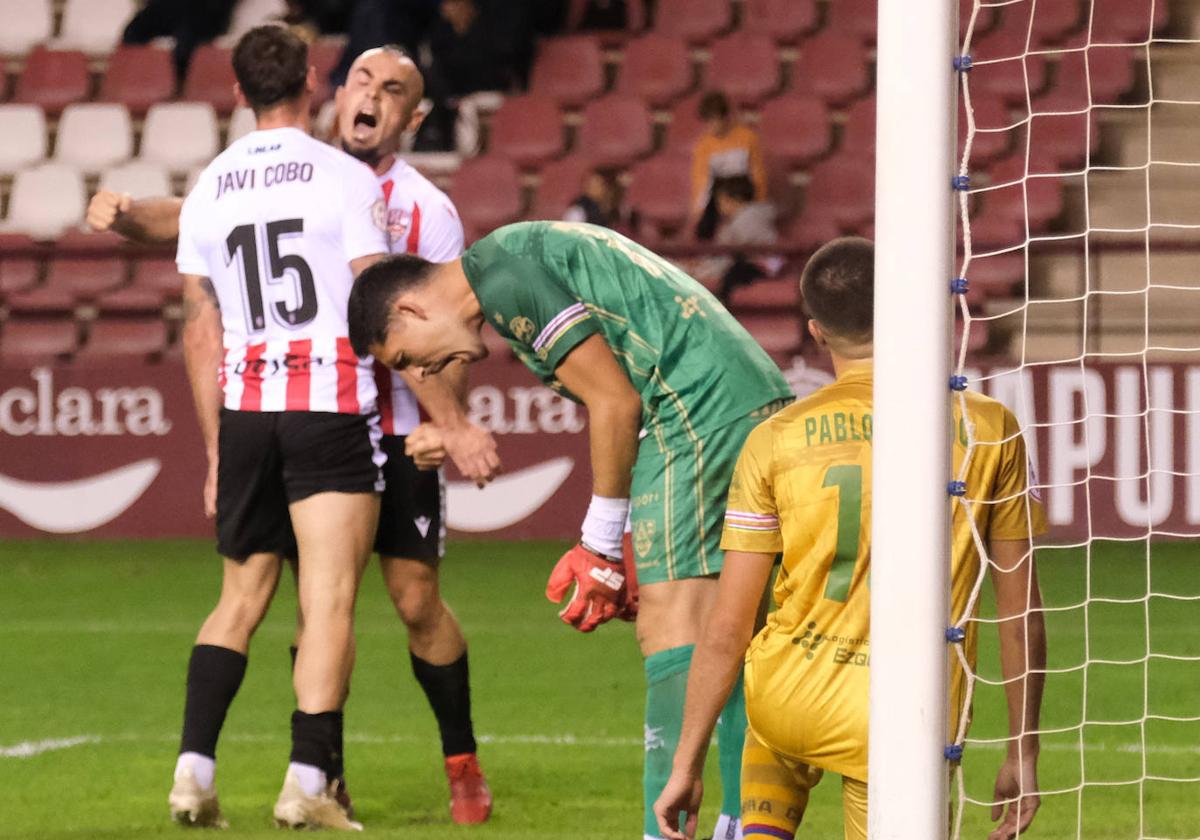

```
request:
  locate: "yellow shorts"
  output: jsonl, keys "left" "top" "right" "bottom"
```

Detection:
{"left": 741, "top": 729, "right": 868, "bottom": 840}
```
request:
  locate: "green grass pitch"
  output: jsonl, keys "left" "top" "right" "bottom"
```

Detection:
{"left": 0, "top": 539, "right": 1197, "bottom": 839}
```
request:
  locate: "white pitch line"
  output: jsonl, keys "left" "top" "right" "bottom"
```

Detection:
{"left": 0, "top": 735, "right": 100, "bottom": 758}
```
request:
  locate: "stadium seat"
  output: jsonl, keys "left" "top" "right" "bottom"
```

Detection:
{"left": 793, "top": 33, "right": 871, "bottom": 107}
{"left": 140, "top": 103, "right": 220, "bottom": 172}
{"left": 997, "top": 0, "right": 1082, "bottom": 47}
{"left": 45, "top": 256, "right": 128, "bottom": 301}
{"left": 2, "top": 164, "right": 86, "bottom": 240}
{"left": 227, "top": 107, "right": 258, "bottom": 147}
{"left": 1026, "top": 99, "right": 1100, "bottom": 167}
{"left": 970, "top": 27, "right": 1049, "bottom": 105}
{"left": 960, "top": 94, "right": 1014, "bottom": 165}
{"left": 0, "top": 318, "right": 78, "bottom": 363}
{"left": 530, "top": 156, "right": 593, "bottom": 220}
{"left": 617, "top": 32, "right": 692, "bottom": 108}
{"left": 827, "top": 0, "right": 878, "bottom": 45}
{"left": 577, "top": 95, "right": 654, "bottom": 168}
{"left": 664, "top": 93, "right": 707, "bottom": 154}
{"left": 449, "top": 157, "right": 523, "bottom": 242}
{"left": 626, "top": 153, "right": 693, "bottom": 238}
{"left": 1091, "top": 0, "right": 1169, "bottom": 43}
{"left": 566, "top": 0, "right": 647, "bottom": 34}
{"left": 839, "top": 96, "right": 876, "bottom": 157}
{"left": 705, "top": 33, "right": 781, "bottom": 106}
{"left": 0, "top": 105, "right": 47, "bottom": 175}
{"left": 0, "top": 235, "right": 42, "bottom": 298}
{"left": 529, "top": 36, "right": 605, "bottom": 109}
{"left": 962, "top": 252, "right": 1023, "bottom": 302}
{"left": 488, "top": 95, "right": 564, "bottom": 168}
{"left": 782, "top": 211, "right": 841, "bottom": 250}
{"left": 76, "top": 318, "right": 168, "bottom": 362}
{"left": 100, "top": 161, "right": 173, "bottom": 200}
{"left": 736, "top": 313, "right": 800, "bottom": 361}
{"left": 221, "top": 0, "right": 288, "bottom": 45}
{"left": 310, "top": 37, "right": 345, "bottom": 105}
{"left": 728, "top": 277, "right": 799, "bottom": 312}
{"left": 988, "top": 155, "right": 1066, "bottom": 229}
{"left": 131, "top": 258, "right": 184, "bottom": 299}
{"left": 99, "top": 46, "right": 176, "bottom": 117}
{"left": 54, "top": 0, "right": 136, "bottom": 54}
{"left": 653, "top": 0, "right": 731, "bottom": 44}
{"left": 55, "top": 104, "right": 134, "bottom": 173}
{"left": 94, "top": 286, "right": 165, "bottom": 314}
{"left": 1051, "top": 46, "right": 1138, "bottom": 107}
{"left": 803, "top": 157, "right": 875, "bottom": 231}
{"left": 183, "top": 45, "right": 239, "bottom": 114}
{"left": 0, "top": 0, "right": 52, "bottom": 55}
{"left": 13, "top": 48, "right": 90, "bottom": 117}
{"left": 759, "top": 94, "right": 831, "bottom": 167}
{"left": 742, "top": 0, "right": 818, "bottom": 44}
{"left": 55, "top": 228, "right": 127, "bottom": 254}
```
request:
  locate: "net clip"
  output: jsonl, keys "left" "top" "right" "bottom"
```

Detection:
{"left": 952, "top": 175, "right": 971, "bottom": 191}
{"left": 949, "top": 375, "right": 968, "bottom": 392}
{"left": 951, "top": 277, "right": 970, "bottom": 295}
{"left": 947, "top": 480, "right": 967, "bottom": 497}
{"left": 953, "top": 55, "right": 973, "bottom": 72}
{"left": 945, "top": 626, "right": 966, "bottom": 643}
{"left": 944, "top": 743, "right": 965, "bottom": 761}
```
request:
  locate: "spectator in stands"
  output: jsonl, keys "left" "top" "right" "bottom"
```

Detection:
{"left": 122, "top": 0, "right": 237, "bottom": 80}
{"left": 330, "top": 0, "right": 440, "bottom": 86}
{"left": 714, "top": 175, "right": 777, "bottom": 247}
{"left": 564, "top": 170, "right": 623, "bottom": 229}
{"left": 690, "top": 91, "right": 768, "bottom": 241}
{"left": 575, "top": 0, "right": 631, "bottom": 29}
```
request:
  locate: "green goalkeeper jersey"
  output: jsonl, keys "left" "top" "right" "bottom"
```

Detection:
{"left": 461, "top": 221, "right": 793, "bottom": 441}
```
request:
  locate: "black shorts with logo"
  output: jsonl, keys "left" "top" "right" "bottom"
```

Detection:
{"left": 374, "top": 434, "right": 444, "bottom": 563}
{"left": 216, "top": 408, "right": 385, "bottom": 561}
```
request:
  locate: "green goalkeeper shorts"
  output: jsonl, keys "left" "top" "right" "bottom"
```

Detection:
{"left": 630, "top": 399, "right": 791, "bottom": 585}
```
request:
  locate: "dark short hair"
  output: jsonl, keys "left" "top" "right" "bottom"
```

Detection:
{"left": 800, "top": 237, "right": 874, "bottom": 340}
{"left": 714, "top": 175, "right": 755, "bottom": 204}
{"left": 232, "top": 25, "right": 309, "bottom": 113}
{"left": 348, "top": 254, "right": 438, "bottom": 356}
{"left": 698, "top": 91, "right": 730, "bottom": 121}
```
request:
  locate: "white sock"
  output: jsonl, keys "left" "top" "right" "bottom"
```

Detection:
{"left": 288, "top": 762, "right": 327, "bottom": 797}
{"left": 175, "top": 752, "right": 215, "bottom": 791}
{"left": 712, "top": 813, "right": 743, "bottom": 840}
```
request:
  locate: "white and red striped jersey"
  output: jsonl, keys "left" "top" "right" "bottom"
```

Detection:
{"left": 177, "top": 127, "right": 389, "bottom": 415}
{"left": 373, "top": 157, "right": 466, "bottom": 436}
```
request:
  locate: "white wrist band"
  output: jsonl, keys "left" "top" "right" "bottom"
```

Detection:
{"left": 581, "top": 495, "right": 630, "bottom": 559}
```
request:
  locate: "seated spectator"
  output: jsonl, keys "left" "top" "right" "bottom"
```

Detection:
{"left": 690, "top": 91, "right": 768, "bottom": 241}
{"left": 575, "top": 0, "right": 631, "bottom": 30}
{"left": 122, "top": 0, "right": 237, "bottom": 80}
{"left": 564, "top": 170, "right": 623, "bottom": 229}
{"left": 714, "top": 175, "right": 777, "bottom": 246}
{"left": 329, "top": 0, "right": 439, "bottom": 86}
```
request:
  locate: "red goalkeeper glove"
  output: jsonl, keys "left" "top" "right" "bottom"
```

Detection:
{"left": 545, "top": 543, "right": 627, "bottom": 633}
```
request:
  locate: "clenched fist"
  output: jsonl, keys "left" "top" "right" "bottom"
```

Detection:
{"left": 86, "top": 189, "right": 132, "bottom": 233}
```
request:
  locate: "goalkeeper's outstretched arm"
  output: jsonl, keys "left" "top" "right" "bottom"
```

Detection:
{"left": 987, "top": 538, "right": 1047, "bottom": 840}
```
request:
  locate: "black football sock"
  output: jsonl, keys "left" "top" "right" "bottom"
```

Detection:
{"left": 290, "top": 709, "right": 343, "bottom": 779}
{"left": 178, "top": 644, "right": 248, "bottom": 758}
{"left": 410, "top": 651, "right": 477, "bottom": 756}
{"left": 289, "top": 644, "right": 298, "bottom": 672}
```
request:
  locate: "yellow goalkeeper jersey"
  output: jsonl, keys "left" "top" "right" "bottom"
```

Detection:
{"left": 720, "top": 364, "right": 1047, "bottom": 782}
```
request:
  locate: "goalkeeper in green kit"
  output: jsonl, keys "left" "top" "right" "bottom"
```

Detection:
{"left": 348, "top": 221, "right": 793, "bottom": 839}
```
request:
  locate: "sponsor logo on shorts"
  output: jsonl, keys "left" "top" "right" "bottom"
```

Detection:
{"left": 414, "top": 516, "right": 432, "bottom": 538}
{"left": 792, "top": 622, "right": 870, "bottom": 666}
{"left": 633, "top": 519, "right": 655, "bottom": 559}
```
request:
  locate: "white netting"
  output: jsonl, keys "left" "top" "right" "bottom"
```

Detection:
{"left": 952, "top": 1, "right": 1200, "bottom": 838}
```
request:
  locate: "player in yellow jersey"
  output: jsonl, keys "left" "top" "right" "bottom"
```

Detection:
{"left": 653, "top": 237, "right": 1048, "bottom": 840}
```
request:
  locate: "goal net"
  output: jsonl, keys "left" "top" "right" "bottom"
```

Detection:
{"left": 951, "top": 1, "right": 1200, "bottom": 838}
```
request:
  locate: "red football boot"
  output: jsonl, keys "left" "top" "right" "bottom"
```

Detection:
{"left": 444, "top": 753, "right": 492, "bottom": 824}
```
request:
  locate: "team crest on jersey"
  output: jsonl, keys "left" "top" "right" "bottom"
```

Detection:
{"left": 386, "top": 207, "right": 413, "bottom": 242}
{"left": 633, "top": 519, "right": 655, "bottom": 558}
{"left": 371, "top": 198, "right": 388, "bottom": 231}
{"left": 509, "top": 316, "right": 536, "bottom": 344}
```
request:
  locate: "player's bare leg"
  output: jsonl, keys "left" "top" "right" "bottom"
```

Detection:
{"left": 638, "top": 576, "right": 745, "bottom": 840}
{"left": 380, "top": 556, "right": 492, "bottom": 823}
{"left": 273, "top": 491, "right": 377, "bottom": 831}
{"left": 171, "top": 552, "right": 282, "bottom": 828}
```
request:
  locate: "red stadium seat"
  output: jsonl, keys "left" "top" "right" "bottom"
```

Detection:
{"left": 960, "top": 94, "right": 1015, "bottom": 165}
{"left": 96, "top": 286, "right": 166, "bottom": 314}
{"left": 617, "top": 32, "right": 692, "bottom": 108}
{"left": 131, "top": 258, "right": 183, "bottom": 300}
{"left": 1091, "top": 0, "right": 1169, "bottom": 43}
{"left": 45, "top": 257, "right": 128, "bottom": 301}
{"left": 310, "top": 37, "right": 344, "bottom": 105}
{"left": 0, "top": 234, "right": 41, "bottom": 297}
{"left": 0, "top": 318, "right": 78, "bottom": 362}
{"left": 627, "top": 153, "right": 692, "bottom": 238}
{"left": 1051, "top": 46, "right": 1138, "bottom": 106}
{"left": 76, "top": 318, "right": 169, "bottom": 362}
{"left": 449, "top": 157, "right": 523, "bottom": 242}
{"left": 653, "top": 0, "right": 731, "bottom": 44}
{"left": 793, "top": 33, "right": 871, "bottom": 107}
{"left": 705, "top": 33, "right": 781, "bottom": 106}
{"left": 577, "top": 95, "right": 654, "bottom": 168}
{"left": 13, "top": 48, "right": 90, "bottom": 117}
{"left": 840, "top": 96, "right": 876, "bottom": 157}
{"left": 970, "top": 26, "right": 1049, "bottom": 105}
{"left": 728, "top": 277, "right": 799, "bottom": 312}
{"left": 1026, "top": 98, "right": 1100, "bottom": 167}
{"left": 987, "top": 155, "right": 1066, "bottom": 230}
{"left": 100, "top": 46, "right": 176, "bottom": 117}
{"left": 961, "top": 252, "right": 1023, "bottom": 303}
{"left": 742, "top": 0, "right": 818, "bottom": 44}
{"left": 995, "top": 1, "right": 1083, "bottom": 47}
{"left": 804, "top": 157, "right": 875, "bottom": 231}
{"left": 489, "top": 95, "right": 564, "bottom": 168}
{"left": 827, "top": 0, "right": 877, "bottom": 45}
{"left": 664, "top": 93, "right": 707, "bottom": 154}
{"left": 736, "top": 313, "right": 800, "bottom": 361}
{"left": 530, "top": 156, "right": 593, "bottom": 220}
{"left": 783, "top": 211, "right": 843, "bottom": 250}
{"left": 183, "top": 45, "right": 239, "bottom": 114}
{"left": 529, "top": 36, "right": 605, "bottom": 109}
{"left": 759, "top": 94, "right": 831, "bottom": 167}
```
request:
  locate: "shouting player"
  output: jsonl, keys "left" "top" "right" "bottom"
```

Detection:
{"left": 170, "top": 25, "right": 388, "bottom": 829}
{"left": 88, "top": 46, "right": 496, "bottom": 824}
{"left": 347, "top": 220, "right": 796, "bottom": 840}
{"left": 652, "top": 238, "right": 1047, "bottom": 840}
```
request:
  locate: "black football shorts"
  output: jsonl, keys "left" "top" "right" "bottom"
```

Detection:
{"left": 374, "top": 434, "right": 445, "bottom": 563}
{"left": 216, "top": 408, "right": 385, "bottom": 561}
